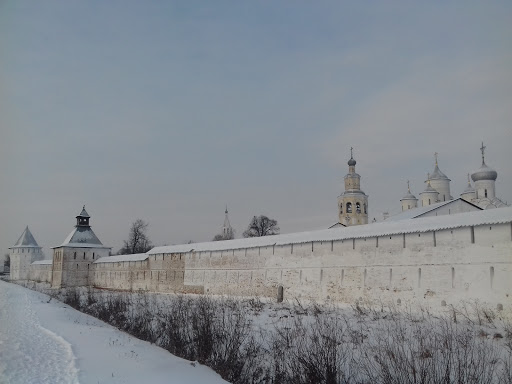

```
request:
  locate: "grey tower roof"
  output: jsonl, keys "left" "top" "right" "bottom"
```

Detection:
{"left": 471, "top": 163, "right": 497, "bottom": 182}
{"left": 10, "top": 226, "right": 41, "bottom": 248}
{"left": 53, "top": 207, "right": 110, "bottom": 249}
{"left": 78, "top": 206, "right": 90, "bottom": 218}
{"left": 401, "top": 181, "right": 417, "bottom": 201}
{"left": 430, "top": 164, "right": 449, "bottom": 180}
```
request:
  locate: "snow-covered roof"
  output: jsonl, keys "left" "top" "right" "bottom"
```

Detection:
{"left": 386, "top": 198, "right": 481, "bottom": 222}
{"left": 430, "top": 164, "right": 449, "bottom": 180}
{"left": 149, "top": 206, "right": 512, "bottom": 254}
{"left": 32, "top": 259, "right": 53, "bottom": 265}
{"left": 54, "top": 226, "right": 110, "bottom": 249}
{"left": 94, "top": 253, "right": 149, "bottom": 264}
{"left": 10, "top": 226, "right": 41, "bottom": 249}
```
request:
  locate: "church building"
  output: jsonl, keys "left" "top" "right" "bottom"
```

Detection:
{"left": 396, "top": 143, "right": 508, "bottom": 219}
{"left": 337, "top": 149, "right": 368, "bottom": 226}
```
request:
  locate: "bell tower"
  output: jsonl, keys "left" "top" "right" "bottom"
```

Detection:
{"left": 337, "top": 148, "right": 368, "bottom": 226}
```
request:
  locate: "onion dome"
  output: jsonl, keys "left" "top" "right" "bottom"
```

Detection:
{"left": 401, "top": 181, "right": 417, "bottom": 201}
{"left": 426, "top": 153, "right": 449, "bottom": 181}
{"left": 471, "top": 142, "right": 497, "bottom": 182}
{"left": 347, "top": 147, "right": 356, "bottom": 166}
{"left": 471, "top": 163, "right": 497, "bottom": 182}
{"left": 430, "top": 164, "right": 449, "bottom": 180}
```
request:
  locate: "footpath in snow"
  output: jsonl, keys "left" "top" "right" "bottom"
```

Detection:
{"left": 0, "top": 280, "right": 227, "bottom": 384}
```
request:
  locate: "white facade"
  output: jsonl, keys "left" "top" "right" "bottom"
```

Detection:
{"left": 51, "top": 207, "right": 111, "bottom": 288}
{"left": 403, "top": 145, "right": 508, "bottom": 214}
{"left": 338, "top": 150, "right": 368, "bottom": 226}
{"left": 9, "top": 227, "right": 44, "bottom": 281}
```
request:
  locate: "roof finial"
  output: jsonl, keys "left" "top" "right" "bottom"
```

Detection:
{"left": 350, "top": 146, "right": 353, "bottom": 159}
{"left": 480, "top": 142, "right": 486, "bottom": 164}
{"left": 434, "top": 152, "right": 438, "bottom": 166}
{"left": 467, "top": 173, "right": 471, "bottom": 186}
{"left": 83, "top": 205, "right": 85, "bottom": 210}
{"left": 225, "top": 205, "right": 228, "bottom": 214}
{"left": 407, "top": 180, "right": 411, "bottom": 192}
{"left": 427, "top": 173, "right": 431, "bottom": 186}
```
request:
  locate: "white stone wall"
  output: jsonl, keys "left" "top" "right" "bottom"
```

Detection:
{"left": 29, "top": 263, "right": 52, "bottom": 283}
{"left": 183, "top": 223, "right": 512, "bottom": 306}
{"left": 52, "top": 247, "right": 109, "bottom": 288}
{"left": 10, "top": 247, "right": 43, "bottom": 280}
{"left": 24, "top": 218, "right": 511, "bottom": 309}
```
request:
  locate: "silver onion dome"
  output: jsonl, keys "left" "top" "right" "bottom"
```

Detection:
{"left": 471, "top": 163, "right": 497, "bottom": 182}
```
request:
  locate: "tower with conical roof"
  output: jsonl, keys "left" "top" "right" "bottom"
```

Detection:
{"left": 51, "top": 206, "right": 111, "bottom": 288}
{"left": 400, "top": 181, "right": 418, "bottom": 211}
{"left": 222, "top": 206, "right": 234, "bottom": 240}
{"left": 9, "top": 226, "right": 44, "bottom": 280}
{"left": 338, "top": 148, "right": 368, "bottom": 226}
{"left": 427, "top": 153, "right": 452, "bottom": 202}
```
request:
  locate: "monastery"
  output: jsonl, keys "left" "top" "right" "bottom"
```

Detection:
{"left": 8, "top": 145, "right": 512, "bottom": 308}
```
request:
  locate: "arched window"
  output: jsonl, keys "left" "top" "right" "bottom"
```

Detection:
{"left": 356, "top": 202, "right": 361, "bottom": 213}
{"left": 339, "top": 203, "right": 343, "bottom": 214}
{"left": 346, "top": 202, "right": 352, "bottom": 213}
{"left": 364, "top": 203, "right": 367, "bottom": 214}
{"left": 485, "top": 189, "right": 488, "bottom": 198}
{"left": 74, "top": 252, "right": 76, "bottom": 259}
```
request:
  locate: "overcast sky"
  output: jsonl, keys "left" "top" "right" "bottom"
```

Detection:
{"left": 1, "top": 1, "right": 511, "bottom": 257}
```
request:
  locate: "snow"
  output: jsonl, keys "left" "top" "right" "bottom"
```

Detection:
{"left": 31, "top": 259, "right": 53, "bottom": 265}
{"left": 94, "top": 254, "right": 149, "bottom": 263}
{"left": 56, "top": 227, "right": 110, "bottom": 249}
{"left": 149, "top": 206, "right": 512, "bottom": 254}
{"left": 0, "top": 280, "right": 227, "bottom": 384}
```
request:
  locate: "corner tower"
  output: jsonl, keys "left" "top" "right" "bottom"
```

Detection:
{"left": 9, "top": 226, "right": 43, "bottom": 280}
{"left": 338, "top": 148, "right": 368, "bottom": 226}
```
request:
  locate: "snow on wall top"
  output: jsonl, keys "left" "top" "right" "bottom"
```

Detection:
{"left": 149, "top": 207, "right": 512, "bottom": 255}
{"left": 55, "top": 226, "right": 110, "bottom": 249}
{"left": 10, "top": 226, "right": 41, "bottom": 248}
{"left": 386, "top": 198, "right": 481, "bottom": 222}
{"left": 31, "top": 259, "right": 53, "bottom": 265}
{"left": 94, "top": 253, "right": 149, "bottom": 264}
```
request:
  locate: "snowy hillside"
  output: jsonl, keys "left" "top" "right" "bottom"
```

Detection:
{"left": 0, "top": 280, "right": 227, "bottom": 384}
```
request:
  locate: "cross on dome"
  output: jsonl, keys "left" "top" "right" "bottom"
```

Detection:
{"left": 480, "top": 142, "right": 486, "bottom": 164}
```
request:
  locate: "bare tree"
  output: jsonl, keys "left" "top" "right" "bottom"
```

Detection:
{"left": 243, "top": 215, "right": 279, "bottom": 237}
{"left": 118, "top": 219, "right": 153, "bottom": 254}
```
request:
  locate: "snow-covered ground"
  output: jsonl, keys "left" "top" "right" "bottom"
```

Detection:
{"left": 0, "top": 280, "right": 227, "bottom": 384}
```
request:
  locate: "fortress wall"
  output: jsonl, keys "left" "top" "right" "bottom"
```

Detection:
{"left": 29, "top": 264, "right": 52, "bottom": 283}
{"left": 27, "top": 221, "right": 511, "bottom": 307}
{"left": 91, "top": 260, "right": 149, "bottom": 291}
{"left": 182, "top": 223, "right": 511, "bottom": 305}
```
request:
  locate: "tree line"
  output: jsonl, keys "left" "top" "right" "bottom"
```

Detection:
{"left": 118, "top": 215, "right": 279, "bottom": 255}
